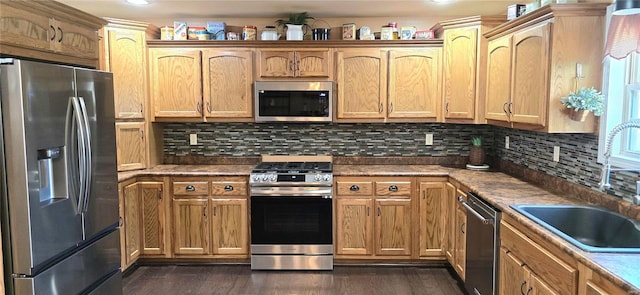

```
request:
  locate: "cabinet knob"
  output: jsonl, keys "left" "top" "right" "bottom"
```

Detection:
{"left": 349, "top": 185, "right": 360, "bottom": 191}
{"left": 185, "top": 185, "right": 196, "bottom": 192}
{"left": 224, "top": 185, "right": 234, "bottom": 191}
{"left": 388, "top": 185, "right": 398, "bottom": 192}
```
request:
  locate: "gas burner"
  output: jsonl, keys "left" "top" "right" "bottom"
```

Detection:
{"left": 252, "top": 161, "right": 332, "bottom": 173}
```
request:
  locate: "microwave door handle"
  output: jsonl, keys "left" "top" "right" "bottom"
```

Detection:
{"left": 78, "top": 97, "right": 92, "bottom": 213}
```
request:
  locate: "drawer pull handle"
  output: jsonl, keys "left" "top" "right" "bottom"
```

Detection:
{"left": 520, "top": 281, "right": 527, "bottom": 295}
{"left": 185, "top": 185, "right": 196, "bottom": 192}
{"left": 350, "top": 185, "right": 360, "bottom": 191}
{"left": 388, "top": 185, "right": 398, "bottom": 192}
{"left": 461, "top": 222, "right": 465, "bottom": 234}
{"left": 224, "top": 185, "right": 234, "bottom": 191}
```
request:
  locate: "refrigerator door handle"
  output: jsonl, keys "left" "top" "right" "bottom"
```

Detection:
{"left": 78, "top": 96, "right": 92, "bottom": 213}
{"left": 66, "top": 97, "right": 87, "bottom": 213}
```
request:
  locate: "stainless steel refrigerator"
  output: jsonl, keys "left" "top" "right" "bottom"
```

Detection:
{"left": 0, "top": 59, "right": 122, "bottom": 294}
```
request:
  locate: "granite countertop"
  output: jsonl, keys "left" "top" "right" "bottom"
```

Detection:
{"left": 119, "top": 164, "right": 640, "bottom": 293}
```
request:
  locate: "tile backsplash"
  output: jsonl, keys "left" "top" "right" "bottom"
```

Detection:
{"left": 163, "top": 123, "right": 637, "bottom": 199}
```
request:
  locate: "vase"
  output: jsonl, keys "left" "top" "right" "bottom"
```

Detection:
{"left": 469, "top": 146, "right": 485, "bottom": 165}
{"left": 568, "top": 109, "right": 589, "bottom": 122}
{"left": 286, "top": 24, "right": 304, "bottom": 40}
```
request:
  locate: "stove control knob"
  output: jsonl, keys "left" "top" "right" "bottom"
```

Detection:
{"left": 314, "top": 174, "right": 322, "bottom": 181}
{"left": 323, "top": 175, "right": 332, "bottom": 182}
{"left": 269, "top": 174, "right": 277, "bottom": 182}
{"left": 261, "top": 174, "right": 269, "bottom": 182}
{"left": 251, "top": 175, "right": 259, "bottom": 182}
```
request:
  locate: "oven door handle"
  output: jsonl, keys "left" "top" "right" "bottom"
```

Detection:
{"left": 250, "top": 187, "right": 333, "bottom": 197}
{"left": 460, "top": 199, "right": 494, "bottom": 225}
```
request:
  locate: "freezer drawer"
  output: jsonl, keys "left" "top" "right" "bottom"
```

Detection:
{"left": 13, "top": 229, "right": 121, "bottom": 295}
{"left": 86, "top": 270, "right": 123, "bottom": 295}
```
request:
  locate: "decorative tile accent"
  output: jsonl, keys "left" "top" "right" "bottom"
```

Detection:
{"left": 163, "top": 123, "right": 638, "bottom": 200}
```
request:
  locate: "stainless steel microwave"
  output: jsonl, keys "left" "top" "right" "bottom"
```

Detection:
{"left": 254, "top": 81, "right": 333, "bottom": 122}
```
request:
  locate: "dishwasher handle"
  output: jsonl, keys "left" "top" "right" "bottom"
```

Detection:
{"left": 459, "top": 196, "right": 494, "bottom": 225}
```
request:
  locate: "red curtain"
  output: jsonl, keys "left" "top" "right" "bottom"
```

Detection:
{"left": 604, "top": 14, "right": 640, "bottom": 59}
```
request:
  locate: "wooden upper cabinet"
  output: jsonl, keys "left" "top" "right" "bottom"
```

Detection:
{"left": 486, "top": 35, "right": 512, "bottom": 122}
{"left": 257, "top": 48, "right": 331, "bottom": 79}
{"left": 443, "top": 27, "right": 477, "bottom": 120}
{"left": 0, "top": 1, "right": 104, "bottom": 68}
{"left": 115, "top": 121, "right": 146, "bottom": 171}
{"left": 105, "top": 28, "right": 146, "bottom": 119}
{"left": 149, "top": 48, "right": 202, "bottom": 119}
{"left": 484, "top": 4, "right": 606, "bottom": 133}
{"left": 202, "top": 49, "right": 254, "bottom": 120}
{"left": 388, "top": 48, "right": 441, "bottom": 120}
{"left": 335, "top": 48, "right": 387, "bottom": 120}
{"left": 510, "top": 22, "right": 549, "bottom": 126}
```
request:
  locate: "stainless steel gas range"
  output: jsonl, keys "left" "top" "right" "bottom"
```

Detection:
{"left": 249, "top": 157, "right": 334, "bottom": 270}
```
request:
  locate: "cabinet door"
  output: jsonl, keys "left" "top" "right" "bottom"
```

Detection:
{"left": 444, "top": 183, "right": 456, "bottom": 264}
{"left": 210, "top": 198, "right": 248, "bottom": 255}
{"left": 375, "top": 199, "right": 412, "bottom": 256}
{"left": 335, "top": 49, "right": 387, "bottom": 120}
{"left": 296, "top": 49, "right": 331, "bottom": 77}
{"left": 149, "top": 48, "right": 202, "bottom": 118}
{"left": 202, "top": 49, "right": 253, "bottom": 119}
{"left": 140, "top": 181, "right": 166, "bottom": 256}
{"left": 443, "top": 27, "right": 478, "bottom": 120}
{"left": 419, "top": 182, "right": 445, "bottom": 257}
{"left": 454, "top": 190, "right": 467, "bottom": 280}
{"left": 530, "top": 272, "right": 561, "bottom": 295}
{"left": 335, "top": 198, "right": 373, "bottom": 255}
{"left": 53, "top": 18, "right": 100, "bottom": 60}
{"left": 486, "top": 35, "right": 512, "bottom": 122}
{"left": 115, "top": 122, "right": 146, "bottom": 171}
{"left": 511, "top": 22, "right": 550, "bottom": 126}
{"left": 0, "top": 3, "right": 53, "bottom": 53}
{"left": 123, "top": 182, "right": 141, "bottom": 266}
{"left": 388, "top": 48, "right": 441, "bottom": 120}
{"left": 258, "top": 49, "right": 295, "bottom": 78}
{"left": 173, "top": 198, "right": 209, "bottom": 255}
{"left": 105, "top": 28, "right": 146, "bottom": 119}
{"left": 499, "top": 247, "right": 528, "bottom": 295}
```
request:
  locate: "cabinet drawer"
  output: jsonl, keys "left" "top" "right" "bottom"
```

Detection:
{"left": 211, "top": 179, "right": 247, "bottom": 196}
{"left": 501, "top": 220, "right": 577, "bottom": 295}
{"left": 172, "top": 181, "right": 209, "bottom": 196}
{"left": 336, "top": 181, "right": 373, "bottom": 196}
{"left": 375, "top": 181, "right": 412, "bottom": 197}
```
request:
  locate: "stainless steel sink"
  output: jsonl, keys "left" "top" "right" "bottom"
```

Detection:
{"left": 510, "top": 205, "right": 640, "bottom": 253}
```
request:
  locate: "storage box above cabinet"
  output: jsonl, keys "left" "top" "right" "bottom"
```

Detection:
{"left": 484, "top": 3, "right": 607, "bottom": 133}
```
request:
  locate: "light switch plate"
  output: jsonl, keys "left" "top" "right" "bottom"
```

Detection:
{"left": 553, "top": 146, "right": 560, "bottom": 162}
{"left": 505, "top": 136, "right": 510, "bottom": 149}
{"left": 425, "top": 133, "right": 433, "bottom": 145}
{"left": 190, "top": 133, "right": 198, "bottom": 145}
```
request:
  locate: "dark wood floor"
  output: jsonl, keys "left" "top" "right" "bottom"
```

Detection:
{"left": 123, "top": 264, "right": 466, "bottom": 295}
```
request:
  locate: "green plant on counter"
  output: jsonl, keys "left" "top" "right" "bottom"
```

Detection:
{"left": 276, "top": 12, "right": 314, "bottom": 26}
{"left": 471, "top": 136, "right": 482, "bottom": 146}
{"left": 561, "top": 87, "right": 605, "bottom": 116}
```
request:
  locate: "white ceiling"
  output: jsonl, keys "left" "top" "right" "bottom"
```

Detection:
{"left": 58, "top": 0, "right": 534, "bottom": 21}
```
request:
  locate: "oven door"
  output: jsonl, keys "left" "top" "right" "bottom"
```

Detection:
{"left": 250, "top": 195, "right": 333, "bottom": 246}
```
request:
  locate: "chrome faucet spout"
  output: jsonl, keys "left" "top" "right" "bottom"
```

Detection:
{"left": 599, "top": 119, "right": 640, "bottom": 192}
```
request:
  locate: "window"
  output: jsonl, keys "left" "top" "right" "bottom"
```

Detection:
{"left": 598, "top": 52, "right": 640, "bottom": 168}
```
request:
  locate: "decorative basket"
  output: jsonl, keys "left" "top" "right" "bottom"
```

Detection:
{"left": 469, "top": 146, "right": 486, "bottom": 166}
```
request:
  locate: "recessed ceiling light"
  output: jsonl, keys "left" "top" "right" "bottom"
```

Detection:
{"left": 126, "top": 0, "right": 149, "bottom": 5}
{"left": 432, "top": 0, "right": 451, "bottom": 2}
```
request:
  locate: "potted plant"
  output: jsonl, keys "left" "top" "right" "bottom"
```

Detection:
{"left": 469, "top": 136, "right": 485, "bottom": 166}
{"left": 560, "top": 86, "right": 604, "bottom": 122}
{"left": 276, "top": 12, "right": 314, "bottom": 40}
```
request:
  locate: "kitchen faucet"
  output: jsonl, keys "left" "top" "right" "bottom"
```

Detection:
{"left": 599, "top": 119, "right": 640, "bottom": 205}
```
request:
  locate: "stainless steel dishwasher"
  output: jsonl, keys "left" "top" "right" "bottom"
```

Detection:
{"left": 459, "top": 192, "right": 501, "bottom": 295}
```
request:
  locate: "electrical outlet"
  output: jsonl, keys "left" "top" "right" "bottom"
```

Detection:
{"left": 190, "top": 133, "right": 198, "bottom": 145}
{"left": 553, "top": 146, "right": 560, "bottom": 162}
{"left": 505, "top": 136, "right": 510, "bottom": 149}
{"left": 425, "top": 133, "right": 433, "bottom": 145}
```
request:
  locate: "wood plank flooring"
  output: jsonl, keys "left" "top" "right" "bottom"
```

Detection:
{"left": 123, "top": 265, "right": 466, "bottom": 295}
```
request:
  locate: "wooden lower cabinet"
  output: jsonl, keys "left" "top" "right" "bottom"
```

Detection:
{"left": 139, "top": 180, "right": 168, "bottom": 256}
{"left": 578, "top": 263, "right": 628, "bottom": 295}
{"left": 500, "top": 217, "right": 578, "bottom": 295}
{"left": 418, "top": 179, "right": 447, "bottom": 258}
{"left": 453, "top": 188, "right": 467, "bottom": 280}
{"left": 444, "top": 182, "right": 456, "bottom": 264}
{"left": 119, "top": 179, "right": 141, "bottom": 271}
{"left": 171, "top": 177, "right": 249, "bottom": 257}
{"left": 335, "top": 177, "right": 413, "bottom": 259}
{"left": 173, "top": 198, "right": 209, "bottom": 255}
